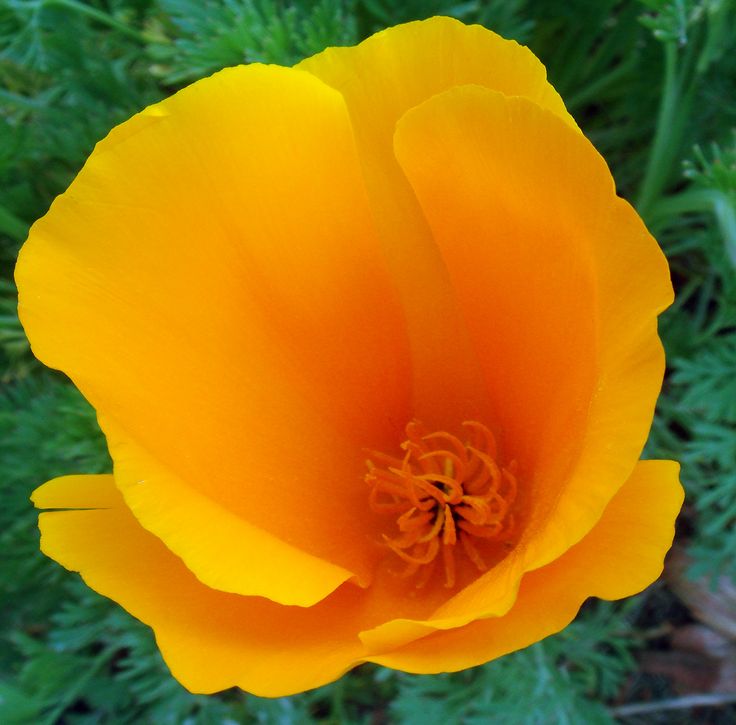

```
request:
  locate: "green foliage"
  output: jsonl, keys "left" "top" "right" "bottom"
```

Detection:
{"left": 390, "top": 602, "right": 640, "bottom": 725}
{"left": 2, "top": 579, "right": 316, "bottom": 724}
{"left": 649, "top": 334, "right": 736, "bottom": 577}
{"left": 0, "top": 279, "right": 29, "bottom": 379}
{"left": 0, "top": 374, "right": 330, "bottom": 723}
{"left": 1, "top": 0, "right": 736, "bottom": 722}
{"left": 356, "top": 0, "right": 533, "bottom": 42}
{"left": 0, "top": 375, "right": 110, "bottom": 641}
{"left": 151, "top": 0, "right": 358, "bottom": 83}
{"left": 0, "top": 0, "right": 162, "bottom": 267}
{"left": 643, "top": 76, "right": 736, "bottom": 581}
{"left": 682, "top": 138, "right": 736, "bottom": 266}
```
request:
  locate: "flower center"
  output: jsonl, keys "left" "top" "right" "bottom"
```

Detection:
{"left": 366, "top": 420, "right": 517, "bottom": 589}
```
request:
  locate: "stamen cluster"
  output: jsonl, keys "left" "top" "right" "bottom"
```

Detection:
{"left": 366, "top": 420, "right": 517, "bottom": 588}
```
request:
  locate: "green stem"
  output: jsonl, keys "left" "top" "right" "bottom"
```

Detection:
{"left": 42, "top": 0, "right": 152, "bottom": 44}
{"left": 330, "top": 677, "right": 347, "bottom": 724}
{"left": 649, "top": 188, "right": 719, "bottom": 222}
{"left": 649, "top": 189, "right": 736, "bottom": 268}
{"left": 636, "top": 41, "right": 680, "bottom": 218}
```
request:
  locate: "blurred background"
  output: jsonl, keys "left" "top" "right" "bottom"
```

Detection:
{"left": 1, "top": 1, "right": 735, "bottom": 722}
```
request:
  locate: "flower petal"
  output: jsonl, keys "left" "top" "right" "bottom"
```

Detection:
{"left": 299, "top": 16, "right": 575, "bottom": 132}
{"left": 17, "top": 64, "right": 411, "bottom": 604}
{"left": 32, "top": 474, "right": 123, "bottom": 509}
{"left": 357, "top": 83, "right": 674, "bottom": 649}
{"left": 89, "top": 438, "right": 360, "bottom": 605}
{"left": 368, "top": 460, "right": 683, "bottom": 671}
{"left": 393, "top": 84, "right": 673, "bottom": 583}
{"left": 298, "top": 16, "right": 575, "bottom": 428}
{"left": 35, "top": 474, "right": 369, "bottom": 696}
{"left": 34, "top": 462, "right": 681, "bottom": 689}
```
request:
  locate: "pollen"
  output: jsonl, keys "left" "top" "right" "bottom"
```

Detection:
{"left": 366, "top": 420, "right": 518, "bottom": 589}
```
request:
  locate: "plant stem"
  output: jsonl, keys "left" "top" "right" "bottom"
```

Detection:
{"left": 610, "top": 692, "right": 736, "bottom": 718}
{"left": 331, "top": 676, "right": 347, "bottom": 724}
{"left": 648, "top": 189, "right": 736, "bottom": 267}
{"left": 636, "top": 41, "right": 680, "bottom": 219}
{"left": 649, "top": 188, "right": 719, "bottom": 221}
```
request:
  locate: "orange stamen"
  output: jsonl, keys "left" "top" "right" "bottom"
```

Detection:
{"left": 419, "top": 449, "right": 467, "bottom": 483}
{"left": 442, "top": 544, "right": 456, "bottom": 588}
{"left": 458, "top": 520, "right": 503, "bottom": 538}
{"left": 418, "top": 507, "right": 445, "bottom": 543}
{"left": 397, "top": 508, "right": 433, "bottom": 532}
{"left": 467, "top": 447, "right": 501, "bottom": 492}
{"left": 416, "top": 473, "right": 464, "bottom": 503}
{"left": 385, "top": 536, "right": 440, "bottom": 566}
{"left": 423, "top": 431, "right": 469, "bottom": 467}
{"left": 442, "top": 504, "right": 457, "bottom": 545}
{"left": 460, "top": 532, "right": 488, "bottom": 572}
{"left": 366, "top": 420, "right": 519, "bottom": 589}
{"left": 463, "top": 420, "right": 498, "bottom": 458}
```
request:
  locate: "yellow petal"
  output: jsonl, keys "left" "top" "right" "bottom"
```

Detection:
{"left": 34, "top": 460, "right": 681, "bottom": 691}
{"left": 34, "top": 475, "right": 476, "bottom": 693}
{"left": 393, "top": 84, "right": 673, "bottom": 584}
{"left": 35, "top": 475, "right": 367, "bottom": 696}
{"left": 32, "top": 474, "right": 124, "bottom": 509}
{"left": 17, "top": 63, "right": 411, "bottom": 604}
{"left": 298, "top": 16, "right": 574, "bottom": 428}
{"left": 369, "top": 460, "right": 683, "bottom": 670}
{"left": 299, "top": 16, "right": 575, "bottom": 134}
{"left": 100, "top": 432, "right": 355, "bottom": 605}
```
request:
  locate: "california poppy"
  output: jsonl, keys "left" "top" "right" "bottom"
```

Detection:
{"left": 16, "top": 17, "right": 682, "bottom": 696}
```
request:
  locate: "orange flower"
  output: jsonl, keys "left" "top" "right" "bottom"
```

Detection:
{"left": 16, "top": 17, "right": 683, "bottom": 696}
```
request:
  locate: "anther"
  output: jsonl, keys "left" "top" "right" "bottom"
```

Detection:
{"left": 366, "top": 420, "right": 518, "bottom": 589}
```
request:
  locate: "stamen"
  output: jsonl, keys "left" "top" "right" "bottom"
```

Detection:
{"left": 460, "top": 532, "right": 488, "bottom": 572}
{"left": 467, "top": 447, "right": 501, "bottom": 491}
{"left": 366, "top": 420, "right": 518, "bottom": 589}
{"left": 415, "top": 473, "right": 464, "bottom": 503}
{"left": 385, "top": 536, "right": 440, "bottom": 565}
{"left": 458, "top": 520, "right": 503, "bottom": 538}
{"left": 463, "top": 420, "right": 498, "bottom": 458}
{"left": 423, "top": 431, "right": 469, "bottom": 466}
{"left": 419, "top": 449, "right": 467, "bottom": 482}
{"left": 418, "top": 507, "right": 445, "bottom": 543}
{"left": 442, "top": 504, "right": 457, "bottom": 545}
{"left": 442, "top": 544, "right": 456, "bottom": 588}
{"left": 458, "top": 495, "right": 491, "bottom": 520}
{"left": 397, "top": 508, "right": 433, "bottom": 532}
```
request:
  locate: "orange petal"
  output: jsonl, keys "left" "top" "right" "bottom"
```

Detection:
{"left": 358, "top": 548, "right": 526, "bottom": 652}
{"left": 33, "top": 461, "right": 681, "bottom": 691}
{"left": 34, "top": 474, "right": 466, "bottom": 693}
{"left": 35, "top": 475, "right": 368, "bottom": 695}
{"left": 368, "top": 460, "right": 683, "bottom": 670}
{"left": 394, "top": 85, "right": 673, "bottom": 580}
{"left": 17, "top": 64, "right": 410, "bottom": 604}
{"left": 298, "top": 16, "right": 575, "bottom": 428}
{"left": 360, "top": 84, "right": 674, "bottom": 650}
